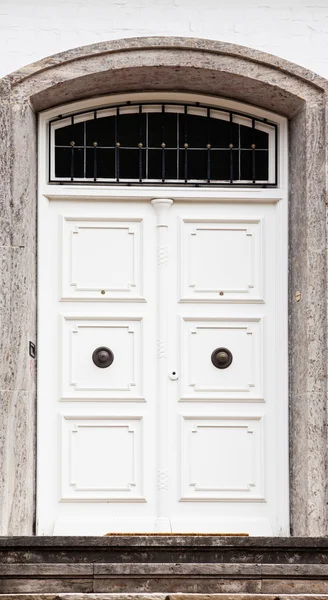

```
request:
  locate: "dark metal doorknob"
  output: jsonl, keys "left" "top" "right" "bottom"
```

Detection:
{"left": 92, "top": 346, "right": 114, "bottom": 368}
{"left": 211, "top": 347, "right": 233, "bottom": 369}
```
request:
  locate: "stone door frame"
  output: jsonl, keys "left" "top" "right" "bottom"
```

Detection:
{"left": 0, "top": 36, "right": 327, "bottom": 536}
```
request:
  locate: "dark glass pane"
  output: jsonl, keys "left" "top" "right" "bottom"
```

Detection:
{"left": 255, "top": 150, "right": 269, "bottom": 180}
{"left": 240, "top": 150, "right": 269, "bottom": 181}
{"left": 117, "top": 113, "right": 146, "bottom": 147}
{"left": 55, "top": 122, "right": 84, "bottom": 146}
{"left": 86, "top": 116, "right": 115, "bottom": 147}
{"left": 240, "top": 124, "right": 269, "bottom": 150}
{"left": 210, "top": 150, "right": 239, "bottom": 181}
{"left": 54, "top": 147, "right": 84, "bottom": 178}
{"left": 240, "top": 150, "right": 253, "bottom": 180}
{"left": 148, "top": 149, "right": 177, "bottom": 180}
{"left": 148, "top": 113, "right": 177, "bottom": 148}
{"left": 254, "top": 128, "right": 269, "bottom": 150}
{"left": 179, "top": 150, "right": 207, "bottom": 180}
{"left": 209, "top": 118, "right": 239, "bottom": 148}
{"left": 86, "top": 148, "right": 115, "bottom": 179}
{"left": 180, "top": 117, "right": 239, "bottom": 149}
{"left": 178, "top": 114, "right": 208, "bottom": 148}
{"left": 119, "top": 149, "right": 142, "bottom": 179}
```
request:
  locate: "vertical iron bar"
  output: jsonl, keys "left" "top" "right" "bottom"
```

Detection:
{"left": 176, "top": 112, "right": 179, "bottom": 180}
{"left": 184, "top": 105, "right": 188, "bottom": 182}
{"left": 93, "top": 111, "right": 97, "bottom": 181}
{"left": 146, "top": 112, "right": 149, "bottom": 180}
{"left": 83, "top": 120, "right": 86, "bottom": 179}
{"left": 48, "top": 122, "right": 52, "bottom": 181}
{"left": 229, "top": 112, "right": 233, "bottom": 183}
{"left": 115, "top": 107, "right": 120, "bottom": 182}
{"left": 70, "top": 115, "right": 74, "bottom": 181}
{"left": 207, "top": 107, "right": 211, "bottom": 183}
{"left": 252, "top": 117, "right": 256, "bottom": 183}
{"left": 138, "top": 105, "right": 143, "bottom": 182}
{"left": 161, "top": 104, "right": 165, "bottom": 182}
{"left": 238, "top": 123, "right": 241, "bottom": 181}
{"left": 274, "top": 123, "right": 278, "bottom": 185}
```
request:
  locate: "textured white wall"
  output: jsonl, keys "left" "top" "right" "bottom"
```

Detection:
{"left": 0, "top": 0, "right": 328, "bottom": 79}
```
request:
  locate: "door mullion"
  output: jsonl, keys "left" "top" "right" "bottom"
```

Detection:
{"left": 151, "top": 198, "right": 173, "bottom": 533}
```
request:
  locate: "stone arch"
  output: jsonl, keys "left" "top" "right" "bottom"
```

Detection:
{"left": 0, "top": 37, "right": 327, "bottom": 536}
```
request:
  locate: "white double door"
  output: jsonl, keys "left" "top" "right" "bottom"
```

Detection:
{"left": 37, "top": 194, "right": 288, "bottom": 536}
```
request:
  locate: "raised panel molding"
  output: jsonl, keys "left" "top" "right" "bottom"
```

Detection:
{"left": 61, "top": 216, "right": 144, "bottom": 301}
{"left": 179, "top": 218, "right": 264, "bottom": 303}
{"left": 180, "top": 317, "right": 263, "bottom": 401}
{"left": 61, "top": 415, "right": 145, "bottom": 501}
{"left": 60, "top": 316, "right": 144, "bottom": 400}
{"left": 180, "top": 415, "right": 264, "bottom": 501}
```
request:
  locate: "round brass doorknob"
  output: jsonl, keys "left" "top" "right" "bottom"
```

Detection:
{"left": 211, "top": 347, "right": 233, "bottom": 369}
{"left": 92, "top": 346, "right": 114, "bottom": 368}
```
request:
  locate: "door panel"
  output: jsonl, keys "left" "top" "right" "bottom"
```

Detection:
{"left": 61, "top": 416, "right": 144, "bottom": 501}
{"left": 180, "top": 218, "right": 263, "bottom": 302}
{"left": 61, "top": 316, "right": 144, "bottom": 400}
{"left": 61, "top": 217, "right": 144, "bottom": 301}
{"left": 180, "top": 415, "right": 264, "bottom": 501}
{"left": 180, "top": 317, "right": 263, "bottom": 400}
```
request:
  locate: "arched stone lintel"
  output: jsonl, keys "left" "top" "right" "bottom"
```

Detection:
{"left": 7, "top": 36, "right": 328, "bottom": 93}
{"left": 3, "top": 44, "right": 325, "bottom": 116}
{"left": 0, "top": 37, "right": 327, "bottom": 537}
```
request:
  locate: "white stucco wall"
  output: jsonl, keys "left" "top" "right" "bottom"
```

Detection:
{"left": 0, "top": 0, "right": 328, "bottom": 79}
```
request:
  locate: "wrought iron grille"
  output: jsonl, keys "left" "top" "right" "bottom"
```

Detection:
{"left": 50, "top": 102, "right": 277, "bottom": 186}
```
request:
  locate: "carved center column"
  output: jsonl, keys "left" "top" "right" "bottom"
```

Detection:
{"left": 151, "top": 198, "right": 173, "bottom": 532}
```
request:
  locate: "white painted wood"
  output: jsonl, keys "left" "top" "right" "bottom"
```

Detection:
{"left": 180, "top": 218, "right": 264, "bottom": 303}
{"left": 61, "top": 217, "right": 145, "bottom": 301}
{"left": 37, "top": 92, "right": 289, "bottom": 536}
{"left": 151, "top": 199, "right": 173, "bottom": 533}
{"left": 60, "top": 316, "right": 144, "bottom": 400}
{"left": 180, "top": 317, "right": 263, "bottom": 400}
{"left": 61, "top": 415, "right": 144, "bottom": 501}
{"left": 181, "top": 415, "right": 264, "bottom": 501}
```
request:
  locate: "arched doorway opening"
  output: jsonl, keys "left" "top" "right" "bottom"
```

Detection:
{"left": 1, "top": 38, "right": 327, "bottom": 537}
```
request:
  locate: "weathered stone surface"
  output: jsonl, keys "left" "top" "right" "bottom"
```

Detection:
{"left": 93, "top": 563, "right": 261, "bottom": 575}
{"left": 288, "top": 103, "right": 327, "bottom": 537}
{"left": 93, "top": 579, "right": 261, "bottom": 594}
{"left": 261, "top": 580, "right": 328, "bottom": 593}
{"left": 3, "top": 538, "right": 328, "bottom": 593}
{"left": 10, "top": 101, "right": 37, "bottom": 251}
{"left": 0, "top": 596, "right": 169, "bottom": 600}
{"left": 0, "top": 579, "right": 94, "bottom": 594}
{"left": 0, "top": 392, "right": 35, "bottom": 536}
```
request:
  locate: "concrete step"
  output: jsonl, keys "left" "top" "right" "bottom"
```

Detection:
{"left": 1, "top": 537, "right": 328, "bottom": 594}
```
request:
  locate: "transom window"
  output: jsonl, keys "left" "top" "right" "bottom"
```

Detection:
{"left": 50, "top": 102, "right": 277, "bottom": 186}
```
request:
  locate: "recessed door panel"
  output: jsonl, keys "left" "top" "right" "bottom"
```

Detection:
{"left": 180, "top": 416, "right": 264, "bottom": 501}
{"left": 61, "top": 217, "right": 144, "bottom": 301}
{"left": 180, "top": 218, "right": 263, "bottom": 302}
{"left": 61, "top": 416, "right": 144, "bottom": 501}
{"left": 61, "top": 316, "right": 143, "bottom": 400}
{"left": 180, "top": 317, "right": 263, "bottom": 401}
